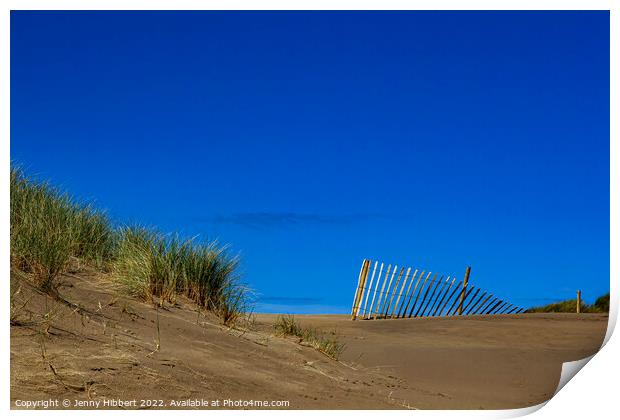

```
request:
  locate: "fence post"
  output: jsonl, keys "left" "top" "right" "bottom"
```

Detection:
{"left": 351, "top": 260, "right": 370, "bottom": 320}
{"left": 457, "top": 266, "right": 471, "bottom": 315}
{"left": 576, "top": 290, "right": 581, "bottom": 314}
{"left": 351, "top": 260, "right": 365, "bottom": 316}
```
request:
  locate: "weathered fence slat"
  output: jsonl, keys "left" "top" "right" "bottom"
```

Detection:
{"left": 397, "top": 268, "right": 419, "bottom": 318}
{"left": 391, "top": 267, "right": 412, "bottom": 318}
{"left": 429, "top": 276, "right": 451, "bottom": 316}
{"left": 493, "top": 301, "right": 510, "bottom": 315}
{"left": 465, "top": 291, "right": 486, "bottom": 315}
{"left": 492, "top": 302, "right": 507, "bottom": 314}
{"left": 486, "top": 299, "right": 504, "bottom": 314}
{"left": 452, "top": 285, "right": 475, "bottom": 316}
{"left": 352, "top": 259, "right": 523, "bottom": 320}
{"left": 480, "top": 297, "right": 499, "bottom": 314}
{"left": 351, "top": 259, "right": 370, "bottom": 320}
{"left": 471, "top": 293, "right": 493, "bottom": 315}
{"left": 379, "top": 265, "right": 399, "bottom": 318}
{"left": 367, "top": 263, "right": 384, "bottom": 320}
{"left": 420, "top": 275, "right": 444, "bottom": 317}
{"left": 449, "top": 285, "right": 474, "bottom": 316}
{"left": 374, "top": 264, "right": 392, "bottom": 319}
{"left": 506, "top": 306, "right": 519, "bottom": 315}
{"left": 461, "top": 288, "right": 480, "bottom": 314}
{"left": 361, "top": 261, "right": 378, "bottom": 319}
{"left": 415, "top": 274, "right": 438, "bottom": 317}
{"left": 357, "top": 260, "right": 372, "bottom": 318}
{"left": 438, "top": 280, "right": 461, "bottom": 316}
{"left": 409, "top": 272, "right": 432, "bottom": 318}
{"left": 402, "top": 270, "right": 425, "bottom": 317}
{"left": 499, "top": 302, "right": 513, "bottom": 314}
{"left": 502, "top": 304, "right": 517, "bottom": 314}
{"left": 355, "top": 261, "right": 371, "bottom": 319}
{"left": 385, "top": 267, "right": 405, "bottom": 318}
{"left": 432, "top": 277, "right": 454, "bottom": 316}
{"left": 351, "top": 261, "right": 366, "bottom": 316}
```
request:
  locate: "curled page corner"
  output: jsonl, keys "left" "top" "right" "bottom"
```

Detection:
{"left": 554, "top": 355, "right": 595, "bottom": 396}
{"left": 498, "top": 401, "right": 548, "bottom": 418}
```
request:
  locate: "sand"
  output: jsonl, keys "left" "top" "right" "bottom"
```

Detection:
{"left": 256, "top": 312, "right": 607, "bottom": 409}
{"left": 10, "top": 271, "right": 607, "bottom": 409}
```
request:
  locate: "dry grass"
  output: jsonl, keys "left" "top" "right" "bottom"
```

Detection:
{"left": 274, "top": 315, "right": 345, "bottom": 360}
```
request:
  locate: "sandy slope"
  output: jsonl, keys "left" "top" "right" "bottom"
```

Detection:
{"left": 256, "top": 313, "right": 607, "bottom": 409}
{"left": 10, "top": 271, "right": 607, "bottom": 409}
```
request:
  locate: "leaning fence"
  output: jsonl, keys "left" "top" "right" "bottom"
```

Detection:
{"left": 351, "top": 259, "right": 525, "bottom": 320}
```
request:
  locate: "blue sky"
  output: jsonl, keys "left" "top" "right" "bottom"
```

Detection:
{"left": 11, "top": 11, "right": 609, "bottom": 313}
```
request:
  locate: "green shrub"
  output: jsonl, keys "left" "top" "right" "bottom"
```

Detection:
{"left": 592, "top": 293, "right": 610, "bottom": 313}
{"left": 527, "top": 293, "right": 610, "bottom": 313}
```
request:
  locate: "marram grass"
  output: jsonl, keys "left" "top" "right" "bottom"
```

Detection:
{"left": 112, "top": 226, "right": 188, "bottom": 303}
{"left": 10, "top": 166, "right": 115, "bottom": 290}
{"left": 111, "top": 226, "right": 248, "bottom": 325}
{"left": 10, "top": 165, "right": 249, "bottom": 325}
{"left": 274, "top": 315, "right": 345, "bottom": 360}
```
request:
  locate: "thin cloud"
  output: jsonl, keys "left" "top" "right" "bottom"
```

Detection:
{"left": 213, "top": 212, "right": 380, "bottom": 229}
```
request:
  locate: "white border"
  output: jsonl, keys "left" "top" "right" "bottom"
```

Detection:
{"left": 2, "top": 2, "right": 616, "bottom": 420}
{"left": 0, "top": 0, "right": 615, "bottom": 11}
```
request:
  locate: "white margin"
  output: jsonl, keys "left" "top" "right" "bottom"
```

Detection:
{"left": 1, "top": 2, "right": 616, "bottom": 420}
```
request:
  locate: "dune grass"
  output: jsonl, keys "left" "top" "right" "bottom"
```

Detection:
{"left": 112, "top": 226, "right": 248, "bottom": 325}
{"left": 10, "top": 167, "right": 115, "bottom": 290}
{"left": 274, "top": 315, "right": 345, "bottom": 360}
{"left": 527, "top": 293, "right": 610, "bottom": 313}
{"left": 112, "top": 226, "right": 188, "bottom": 303}
{"left": 10, "top": 165, "right": 248, "bottom": 325}
{"left": 592, "top": 293, "right": 610, "bottom": 312}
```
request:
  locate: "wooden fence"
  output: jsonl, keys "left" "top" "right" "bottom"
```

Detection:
{"left": 351, "top": 259, "right": 525, "bottom": 320}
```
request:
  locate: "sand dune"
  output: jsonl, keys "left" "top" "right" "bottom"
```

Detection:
{"left": 10, "top": 271, "right": 607, "bottom": 409}
{"left": 256, "top": 313, "right": 607, "bottom": 409}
